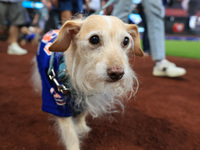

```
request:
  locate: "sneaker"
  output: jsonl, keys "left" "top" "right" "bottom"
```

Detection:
{"left": 153, "top": 59, "right": 186, "bottom": 77}
{"left": 7, "top": 43, "right": 28, "bottom": 55}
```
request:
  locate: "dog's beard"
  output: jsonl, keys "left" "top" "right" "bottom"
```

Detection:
{"left": 84, "top": 73, "right": 138, "bottom": 118}
{"left": 69, "top": 62, "right": 138, "bottom": 118}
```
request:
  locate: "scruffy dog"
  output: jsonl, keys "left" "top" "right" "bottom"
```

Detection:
{"left": 35, "top": 15, "right": 143, "bottom": 150}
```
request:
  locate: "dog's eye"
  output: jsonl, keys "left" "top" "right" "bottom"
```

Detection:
{"left": 89, "top": 35, "right": 100, "bottom": 45}
{"left": 123, "top": 37, "right": 129, "bottom": 46}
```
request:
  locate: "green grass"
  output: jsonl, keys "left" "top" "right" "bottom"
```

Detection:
{"left": 165, "top": 40, "right": 200, "bottom": 59}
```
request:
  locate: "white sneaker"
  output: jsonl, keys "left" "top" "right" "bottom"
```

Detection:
{"left": 153, "top": 59, "right": 186, "bottom": 77}
{"left": 7, "top": 43, "right": 28, "bottom": 55}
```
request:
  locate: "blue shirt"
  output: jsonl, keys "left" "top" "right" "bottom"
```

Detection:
{"left": 36, "top": 30, "right": 79, "bottom": 117}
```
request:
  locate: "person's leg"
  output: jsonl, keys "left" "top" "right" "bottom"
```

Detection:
{"left": 8, "top": 25, "right": 19, "bottom": 44}
{"left": 61, "top": 10, "right": 72, "bottom": 25}
{"left": 71, "top": 0, "right": 83, "bottom": 18}
{"left": 142, "top": 0, "right": 186, "bottom": 77}
{"left": 138, "top": 4, "right": 150, "bottom": 54}
{"left": 142, "top": 0, "right": 165, "bottom": 61}
{"left": 59, "top": 0, "right": 72, "bottom": 25}
{"left": 0, "top": 2, "right": 7, "bottom": 26}
{"left": 7, "top": 25, "right": 28, "bottom": 55}
{"left": 7, "top": 2, "right": 28, "bottom": 55}
{"left": 112, "top": 0, "right": 133, "bottom": 23}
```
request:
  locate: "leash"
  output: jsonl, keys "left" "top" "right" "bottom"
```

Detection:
{"left": 47, "top": 51, "right": 93, "bottom": 97}
{"left": 48, "top": 52, "right": 69, "bottom": 94}
{"left": 93, "top": 0, "right": 115, "bottom": 15}
{"left": 47, "top": 52, "right": 86, "bottom": 117}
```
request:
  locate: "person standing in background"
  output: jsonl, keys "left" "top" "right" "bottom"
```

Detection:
{"left": 58, "top": 0, "right": 83, "bottom": 25}
{"left": 32, "top": 0, "right": 49, "bottom": 38}
{"left": 0, "top": 0, "right": 30, "bottom": 55}
{"left": 112, "top": 0, "right": 186, "bottom": 77}
{"left": 111, "top": 0, "right": 133, "bottom": 23}
{"left": 44, "top": 0, "right": 83, "bottom": 32}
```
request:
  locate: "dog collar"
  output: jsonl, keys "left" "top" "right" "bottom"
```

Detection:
{"left": 48, "top": 52, "right": 72, "bottom": 94}
{"left": 47, "top": 52, "right": 86, "bottom": 117}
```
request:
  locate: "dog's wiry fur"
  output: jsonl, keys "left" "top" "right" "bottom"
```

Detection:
{"left": 35, "top": 15, "right": 143, "bottom": 150}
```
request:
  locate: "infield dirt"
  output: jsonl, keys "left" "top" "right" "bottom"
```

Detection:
{"left": 0, "top": 41, "right": 200, "bottom": 150}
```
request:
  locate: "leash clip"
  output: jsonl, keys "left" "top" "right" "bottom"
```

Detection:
{"left": 49, "top": 69, "right": 69, "bottom": 94}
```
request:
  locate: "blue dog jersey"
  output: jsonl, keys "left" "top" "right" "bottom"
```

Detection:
{"left": 37, "top": 30, "right": 77, "bottom": 117}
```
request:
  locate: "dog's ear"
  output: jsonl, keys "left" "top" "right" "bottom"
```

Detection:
{"left": 49, "top": 20, "right": 82, "bottom": 52}
{"left": 127, "top": 24, "right": 144, "bottom": 57}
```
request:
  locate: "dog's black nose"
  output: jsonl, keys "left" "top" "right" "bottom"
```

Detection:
{"left": 107, "top": 67, "right": 124, "bottom": 82}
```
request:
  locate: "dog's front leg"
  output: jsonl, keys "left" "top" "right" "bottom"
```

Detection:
{"left": 57, "top": 117, "right": 80, "bottom": 150}
{"left": 73, "top": 111, "right": 91, "bottom": 137}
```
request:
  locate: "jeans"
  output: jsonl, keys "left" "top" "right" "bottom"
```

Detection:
{"left": 142, "top": 0, "right": 166, "bottom": 61}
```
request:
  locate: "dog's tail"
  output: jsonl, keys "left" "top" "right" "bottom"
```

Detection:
{"left": 30, "top": 57, "right": 42, "bottom": 95}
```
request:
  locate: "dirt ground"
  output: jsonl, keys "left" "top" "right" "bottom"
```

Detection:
{"left": 0, "top": 40, "right": 200, "bottom": 150}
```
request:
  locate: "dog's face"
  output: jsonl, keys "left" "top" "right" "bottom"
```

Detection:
{"left": 49, "top": 15, "right": 143, "bottom": 94}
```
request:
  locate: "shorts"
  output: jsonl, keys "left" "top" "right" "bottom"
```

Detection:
{"left": 0, "top": 1, "right": 29, "bottom": 26}
{"left": 59, "top": 0, "right": 83, "bottom": 13}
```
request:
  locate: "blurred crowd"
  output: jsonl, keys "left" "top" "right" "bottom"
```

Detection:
{"left": 0, "top": 0, "right": 199, "bottom": 54}
{"left": 0, "top": 0, "right": 113, "bottom": 54}
{"left": 1, "top": 0, "right": 197, "bottom": 77}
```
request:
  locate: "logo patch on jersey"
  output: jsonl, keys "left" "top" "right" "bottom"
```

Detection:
{"left": 50, "top": 88, "right": 66, "bottom": 106}
{"left": 42, "top": 30, "right": 59, "bottom": 43}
